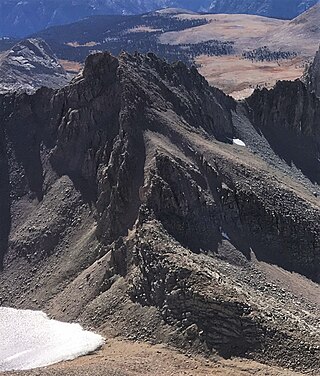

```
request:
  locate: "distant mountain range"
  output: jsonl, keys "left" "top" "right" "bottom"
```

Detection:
{"left": 29, "top": 3, "right": 318, "bottom": 66}
{"left": 0, "top": 0, "right": 317, "bottom": 37}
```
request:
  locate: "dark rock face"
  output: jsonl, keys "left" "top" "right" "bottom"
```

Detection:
{"left": 246, "top": 80, "right": 320, "bottom": 183}
{"left": 244, "top": 79, "right": 320, "bottom": 281}
{"left": 0, "top": 120, "right": 10, "bottom": 268}
{"left": 1, "top": 51, "right": 320, "bottom": 373}
{"left": 0, "top": 38, "right": 70, "bottom": 93}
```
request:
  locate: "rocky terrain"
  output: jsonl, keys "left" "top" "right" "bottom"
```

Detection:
{"left": 0, "top": 0, "right": 316, "bottom": 38}
{"left": 0, "top": 38, "right": 70, "bottom": 93}
{"left": 0, "top": 48, "right": 320, "bottom": 374}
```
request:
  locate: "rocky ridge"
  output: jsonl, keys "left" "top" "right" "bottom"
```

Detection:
{"left": 0, "top": 51, "right": 320, "bottom": 374}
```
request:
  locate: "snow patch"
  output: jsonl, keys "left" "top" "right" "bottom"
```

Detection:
{"left": 233, "top": 138, "right": 246, "bottom": 147}
{"left": 221, "top": 231, "right": 230, "bottom": 241}
{"left": 0, "top": 307, "right": 105, "bottom": 371}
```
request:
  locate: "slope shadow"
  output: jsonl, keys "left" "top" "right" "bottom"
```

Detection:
{"left": 6, "top": 117, "right": 44, "bottom": 202}
{"left": 0, "top": 128, "right": 11, "bottom": 269}
{"left": 254, "top": 123, "right": 320, "bottom": 184}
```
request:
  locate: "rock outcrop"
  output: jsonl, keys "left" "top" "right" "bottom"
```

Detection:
{"left": 1, "top": 51, "right": 320, "bottom": 374}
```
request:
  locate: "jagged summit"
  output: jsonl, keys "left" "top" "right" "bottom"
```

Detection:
{"left": 0, "top": 38, "right": 70, "bottom": 93}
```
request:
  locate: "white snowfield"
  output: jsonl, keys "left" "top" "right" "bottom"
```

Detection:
{"left": 0, "top": 307, "right": 105, "bottom": 371}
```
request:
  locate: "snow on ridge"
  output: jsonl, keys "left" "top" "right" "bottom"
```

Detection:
{"left": 221, "top": 231, "right": 230, "bottom": 241}
{"left": 0, "top": 307, "right": 105, "bottom": 371}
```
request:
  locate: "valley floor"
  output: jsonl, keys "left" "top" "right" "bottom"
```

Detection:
{"left": 3, "top": 337, "right": 302, "bottom": 376}
{"left": 196, "top": 55, "right": 306, "bottom": 99}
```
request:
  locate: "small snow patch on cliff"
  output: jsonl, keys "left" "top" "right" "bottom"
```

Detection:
{"left": 233, "top": 138, "right": 246, "bottom": 147}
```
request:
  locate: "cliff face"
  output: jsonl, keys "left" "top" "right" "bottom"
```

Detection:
{"left": 1, "top": 51, "right": 320, "bottom": 373}
{"left": 246, "top": 80, "right": 320, "bottom": 183}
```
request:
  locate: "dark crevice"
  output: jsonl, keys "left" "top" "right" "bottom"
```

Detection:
{"left": 0, "top": 128, "right": 11, "bottom": 268}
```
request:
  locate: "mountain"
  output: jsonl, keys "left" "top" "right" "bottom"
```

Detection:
{"left": 32, "top": 12, "right": 234, "bottom": 66}
{"left": 29, "top": 4, "right": 319, "bottom": 98}
{"left": 0, "top": 0, "right": 317, "bottom": 37}
{"left": 0, "top": 38, "right": 70, "bottom": 93}
{"left": 261, "top": 3, "right": 320, "bottom": 54}
{"left": 1, "top": 50, "right": 320, "bottom": 374}
{"left": 0, "top": 36, "right": 17, "bottom": 52}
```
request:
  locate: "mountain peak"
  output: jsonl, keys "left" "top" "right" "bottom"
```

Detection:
{"left": 73, "top": 50, "right": 234, "bottom": 143}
